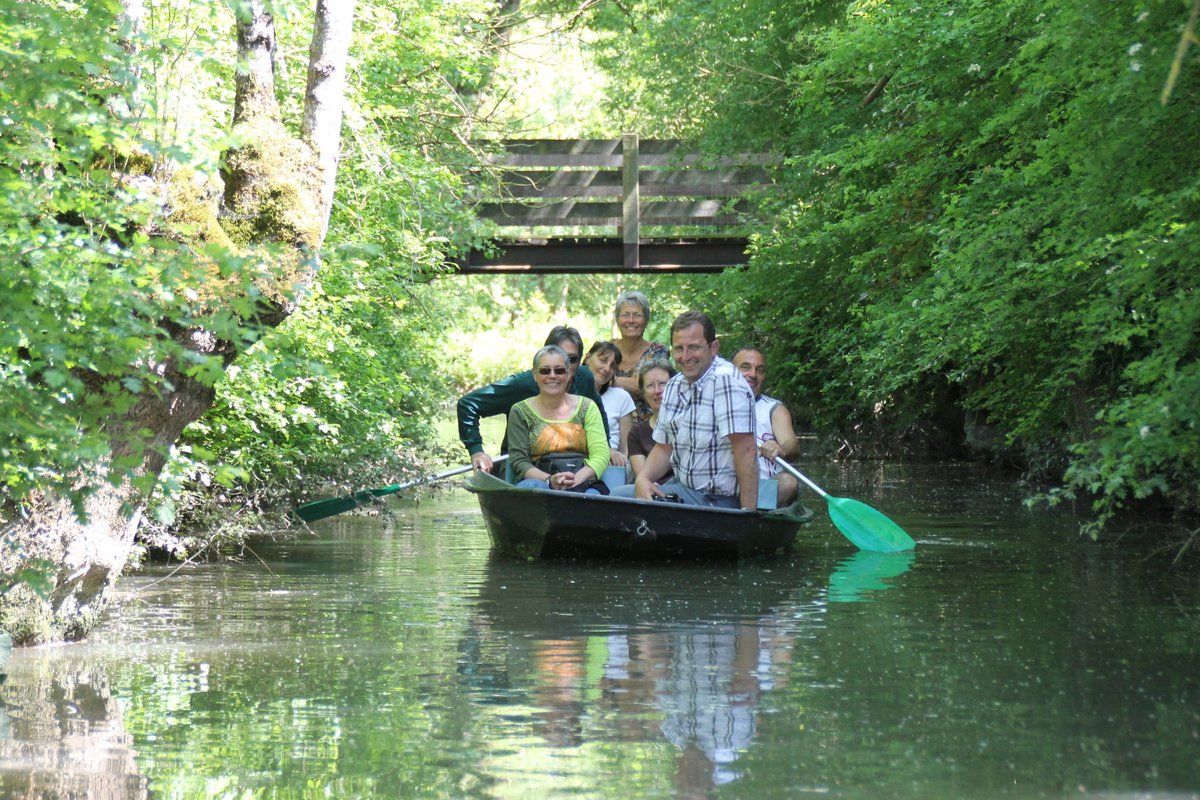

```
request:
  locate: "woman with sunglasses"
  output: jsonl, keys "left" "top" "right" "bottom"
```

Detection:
{"left": 583, "top": 340, "right": 635, "bottom": 468}
{"left": 458, "top": 325, "right": 608, "bottom": 475}
{"left": 508, "top": 345, "right": 611, "bottom": 493}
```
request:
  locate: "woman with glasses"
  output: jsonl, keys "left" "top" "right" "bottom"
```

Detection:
{"left": 457, "top": 325, "right": 608, "bottom": 475}
{"left": 508, "top": 345, "right": 611, "bottom": 493}
{"left": 610, "top": 291, "right": 670, "bottom": 421}
{"left": 583, "top": 340, "right": 635, "bottom": 468}
{"left": 628, "top": 359, "right": 676, "bottom": 481}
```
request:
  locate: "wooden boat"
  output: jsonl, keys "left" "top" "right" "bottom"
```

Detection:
{"left": 466, "top": 470, "right": 814, "bottom": 560}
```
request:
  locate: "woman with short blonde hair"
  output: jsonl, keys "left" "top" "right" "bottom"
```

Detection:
{"left": 611, "top": 290, "right": 669, "bottom": 420}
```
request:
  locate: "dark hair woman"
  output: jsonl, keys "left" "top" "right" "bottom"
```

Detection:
{"left": 584, "top": 340, "right": 634, "bottom": 468}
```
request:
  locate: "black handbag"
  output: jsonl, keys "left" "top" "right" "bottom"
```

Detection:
{"left": 536, "top": 451, "right": 587, "bottom": 475}
{"left": 534, "top": 451, "right": 609, "bottom": 494}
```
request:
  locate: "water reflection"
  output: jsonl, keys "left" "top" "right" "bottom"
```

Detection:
{"left": 0, "top": 655, "right": 147, "bottom": 798}
{"left": 827, "top": 550, "right": 915, "bottom": 603}
{"left": 462, "top": 556, "right": 817, "bottom": 794}
{"left": 0, "top": 467, "right": 1196, "bottom": 799}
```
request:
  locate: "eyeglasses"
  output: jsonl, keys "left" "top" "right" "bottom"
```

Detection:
{"left": 538, "top": 366, "right": 569, "bottom": 376}
{"left": 566, "top": 354, "right": 580, "bottom": 364}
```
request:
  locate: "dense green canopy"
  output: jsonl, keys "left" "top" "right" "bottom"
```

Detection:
{"left": 2, "top": 0, "right": 1197, "bottom": 569}
{"left": 579, "top": 0, "right": 1200, "bottom": 535}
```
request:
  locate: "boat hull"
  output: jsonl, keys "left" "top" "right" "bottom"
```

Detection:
{"left": 466, "top": 471, "right": 814, "bottom": 560}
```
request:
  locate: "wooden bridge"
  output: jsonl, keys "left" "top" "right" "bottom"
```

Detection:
{"left": 454, "top": 134, "right": 777, "bottom": 274}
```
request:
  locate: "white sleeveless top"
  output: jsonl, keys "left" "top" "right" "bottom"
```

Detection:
{"left": 599, "top": 387, "right": 636, "bottom": 449}
{"left": 755, "top": 394, "right": 782, "bottom": 478}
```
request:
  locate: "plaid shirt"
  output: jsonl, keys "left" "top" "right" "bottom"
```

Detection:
{"left": 653, "top": 355, "right": 756, "bottom": 496}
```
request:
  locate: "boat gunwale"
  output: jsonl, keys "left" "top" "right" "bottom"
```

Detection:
{"left": 465, "top": 470, "right": 814, "bottom": 524}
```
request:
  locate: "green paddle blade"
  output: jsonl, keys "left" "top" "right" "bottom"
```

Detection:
{"left": 294, "top": 486, "right": 394, "bottom": 522}
{"left": 825, "top": 495, "right": 916, "bottom": 553}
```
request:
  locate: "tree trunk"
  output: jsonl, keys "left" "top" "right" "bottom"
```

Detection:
{"left": 0, "top": 2, "right": 355, "bottom": 645}
{"left": 303, "top": 0, "right": 356, "bottom": 230}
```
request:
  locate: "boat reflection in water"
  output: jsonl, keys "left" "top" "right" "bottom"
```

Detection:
{"left": 459, "top": 555, "right": 818, "bottom": 793}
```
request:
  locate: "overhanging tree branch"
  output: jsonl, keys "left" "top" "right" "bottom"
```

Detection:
{"left": 1161, "top": 0, "right": 1200, "bottom": 105}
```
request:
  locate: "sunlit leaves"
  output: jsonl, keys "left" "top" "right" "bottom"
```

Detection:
{"left": 0, "top": 2, "right": 289, "bottom": 518}
{"left": 147, "top": 0, "right": 509, "bottom": 537}
{"left": 592, "top": 0, "right": 1200, "bottom": 529}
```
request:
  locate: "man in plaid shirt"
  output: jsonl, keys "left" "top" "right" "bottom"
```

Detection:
{"left": 614, "top": 310, "right": 759, "bottom": 510}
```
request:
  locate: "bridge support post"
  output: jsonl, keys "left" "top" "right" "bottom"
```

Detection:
{"left": 622, "top": 132, "right": 640, "bottom": 271}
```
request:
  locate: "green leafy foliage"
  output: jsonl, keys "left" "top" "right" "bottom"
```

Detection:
{"left": 10, "top": 0, "right": 1195, "bottom": 552}
{"left": 144, "top": 0, "right": 537, "bottom": 546}
{"left": 582, "top": 0, "right": 1200, "bottom": 531}
{"left": 0, "top": 0, "right": 502, "bottom": 553}
{"left": 0, "top": 2, "right": 259, "bottom": 519}
{"left": 170, "top": 268, "right": 452, "bottom": 512}
{"left": 578, "top": 0, "right": 837, "bottom": 142}
{"left": 0, "top": 532, "right": 55, "bottom": 599}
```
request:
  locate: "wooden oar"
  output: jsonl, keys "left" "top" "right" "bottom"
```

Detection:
{"left": 294, "top": 455, "right": 508, "bottom": 523}
{"left": 773, "top": 457, "right": 915, "bottom": 553}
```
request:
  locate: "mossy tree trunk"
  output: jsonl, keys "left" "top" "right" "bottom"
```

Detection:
{"left": 0, "top": 0, "right": 354, "bottom": 645}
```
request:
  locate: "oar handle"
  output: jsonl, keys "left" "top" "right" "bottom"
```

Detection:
{"left": 772, "top": 456, "right": 829, "bottom": 499}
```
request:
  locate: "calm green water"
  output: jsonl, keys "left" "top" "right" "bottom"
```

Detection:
{"left": 1, "top": 464, "right": 1198, "bottom": 799}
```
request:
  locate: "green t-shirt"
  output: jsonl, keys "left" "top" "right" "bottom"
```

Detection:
{"left": 456, "top": 365, "right": 608, "bottom": 456}
{"left": 506, "top": 395, "right": 611, "bottom": 480}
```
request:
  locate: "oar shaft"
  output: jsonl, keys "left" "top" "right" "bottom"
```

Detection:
{"left": 295, "top": 455, "right": 510, "bottom": 522}
{"left": 389, "top": 454, "right": 510, "bottom": 494}
{"left": 773, "top": 457, "right": 828, "bottom": 498}
{"left": 391, "top": 463, "right": 472, "bottom": 493}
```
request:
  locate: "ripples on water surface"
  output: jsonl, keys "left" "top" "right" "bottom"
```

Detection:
{"left": 1, "top": 463, "right": 1197, "bottom": 799}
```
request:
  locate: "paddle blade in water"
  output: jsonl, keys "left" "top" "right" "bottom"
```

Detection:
{"left": 292, "top": 459, "right": 500, "bottom": 523}
{"left": 826, "top": 495, "right": 915, "bottom": 553}
{"left": 294, "top": 492, "right": 377, "bottom": 522}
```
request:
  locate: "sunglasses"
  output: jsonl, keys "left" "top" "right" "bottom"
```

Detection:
{"left": 538, "top": 366, "right": 569, "bottom": 376}
{"left": 566, "top": 354, "right": 580, "bottom": 364}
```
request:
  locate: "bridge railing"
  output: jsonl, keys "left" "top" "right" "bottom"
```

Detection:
{"left": 461, "top": 134, "right": 777, "bottom": 273}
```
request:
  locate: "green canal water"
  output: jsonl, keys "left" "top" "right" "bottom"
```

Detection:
{"left": 1, "top": 463, "right": 1198, "bottom": 799}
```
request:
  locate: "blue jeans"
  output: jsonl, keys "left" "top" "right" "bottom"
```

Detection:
{"left": 609, "top": 481, "right": 739, "bottom": 508}
{"left": 518, "top": 478, "right": 601, "bottom": 495}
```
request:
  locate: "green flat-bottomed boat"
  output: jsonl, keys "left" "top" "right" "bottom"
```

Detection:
{"left": 466, "top": 470, "right": 814, "bottom": 561}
